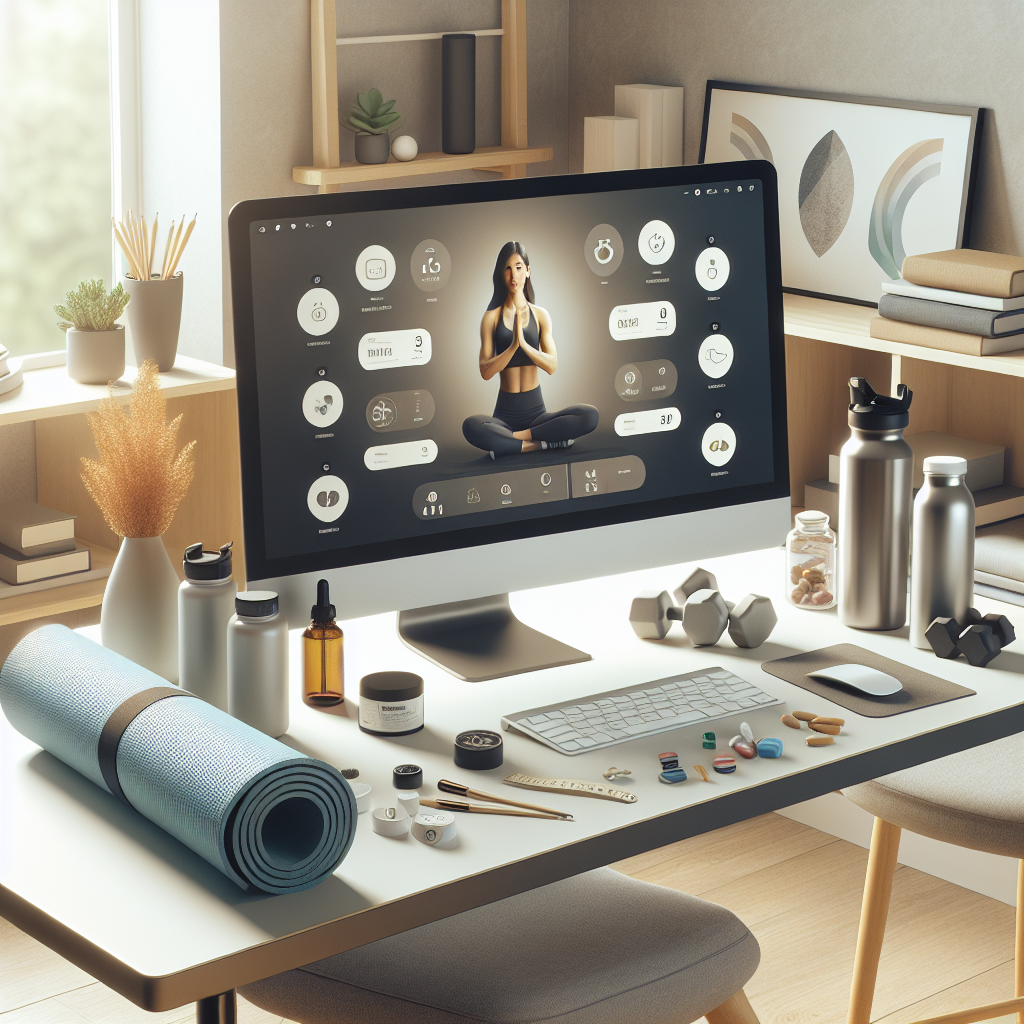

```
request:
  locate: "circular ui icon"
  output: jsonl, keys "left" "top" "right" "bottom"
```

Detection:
{"left": 307, "top": 475, "right": 349, "bottom": 522}
{"left": 296, "top": 287, "right": 339, "bottom": 336}
{"left": 355, "top": 244, "right": 396, "bottom": 291}
{"left": 695, "top": 247, "right": 730, "bottom": 291}
{"left": 410, "top": 238, "right": 452, "bottom": 292}
{"left": 697, "top": 334, "right": 734, "bottom": 379}
{"left": 701, "top": 423, "right": 737, "bottom": 467}
{"left": 584, "top": 223, "right": 624, "bottom": 276}
{"left": 302, "top": 380, "right": 343, "bottom": 427}
{"left": 638, "top": 220, "right": 675, "bottom": 266}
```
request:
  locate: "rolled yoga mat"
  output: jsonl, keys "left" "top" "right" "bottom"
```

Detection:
{"left": 0, "top": 624, "right": 356, "bottom": 894}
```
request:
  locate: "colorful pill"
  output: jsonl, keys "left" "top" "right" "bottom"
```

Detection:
{"left": 712, "top": 756, "right": 736, "bottom": 774}
{"left": 740, "top": 721, "right": 754, "bottom": 743}
{"left": 658, "top": 751, "right": 679, "bottom": 769}
{"left": 702, "top": 731, "right": 717, "bottom": 749}
{"left": 757, "top": 737, "right": 783, "bottom": 758}
{"left": 659, "top": 767, "right": 688, "bottom": 784}
{"left": 733, "top": 740, "right": 757, "bottom": 759}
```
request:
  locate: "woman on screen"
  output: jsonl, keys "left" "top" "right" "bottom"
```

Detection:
{"left": 463, "top": 241, "right": 599, "bottom": 458}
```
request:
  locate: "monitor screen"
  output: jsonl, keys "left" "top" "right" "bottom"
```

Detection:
{"left": 229, "top": 163, "right": 786, "bottom": 586}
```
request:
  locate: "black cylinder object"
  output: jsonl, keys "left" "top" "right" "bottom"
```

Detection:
{"left": 441, "top": 34, "right": 475, "bottom": 154}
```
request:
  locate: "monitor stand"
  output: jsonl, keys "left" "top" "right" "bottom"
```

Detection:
{"left": 397, "top": 593, "right": 591, "bottom": 682}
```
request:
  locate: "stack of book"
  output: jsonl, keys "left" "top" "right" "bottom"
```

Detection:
{"left": 0, "top": 501, "right": 91, "bottom": 589}
{"left": 975, "top": 517, "right": 1024, "bottom": 607}
{"left": 871, "top": 249, "right": 1024, "bottom": 356}
{"left": 804, "top": 431, "right": 1024, "bottom": 532}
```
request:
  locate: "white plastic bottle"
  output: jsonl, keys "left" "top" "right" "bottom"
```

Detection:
{"left": 228, "top": 591, "right": 289, "bottom": 737}
{"left": 178, "top": 542, "right": 236, "bottom": 709}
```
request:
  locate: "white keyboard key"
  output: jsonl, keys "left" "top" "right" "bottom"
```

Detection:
{"left": 546, "top": 710, "right": 566, "bottom": 719}
{"left": 605, "top": 729, "right": 627, "bottom": 739}
{"left": 575, "top": 736, "right": 598, "bottom": 748}
{"left": 545, "top": 725, "right": 578, "bottom": 740}
{"left": 624, "top": 715, "right": 645, "bottom": 725}
{"left": 657, "top": 709, "right": 676, "bottom": 719}
{"left": 752, "top": 693, "right": 776, "bottom": 704}
{"left": 718, "top": 701, "right": 741, "bottom": 711}
{"left": 559, "top": 740, "right": 582, "bottom": 751}
{"left": 531, "top": 719, "right": 566, "bottom": 734}
{"left": 527, "top": 714, "right": 550, "bottom": 724}
{"left": 624, "top": 720, "right": 667, "bottom": 735}
{"left": 578, "top": 703, "right": 598, "bottom": 711}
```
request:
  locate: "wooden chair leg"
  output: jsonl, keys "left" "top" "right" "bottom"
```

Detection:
{"left": 848, "top": 817, "right": 902, "bottom": 1024}
{"left": 706, "top": 987, "right": 760, "bottom": 1024}
{"left": 1016, "top": 860, "right": 1023, "bottom": 1024}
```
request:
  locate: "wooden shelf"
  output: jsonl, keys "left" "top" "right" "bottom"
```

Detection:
{"left": 0, "top": 354, "right": 235, "bottom": 427}
{"left": 0, "top": 541, "right": 116, "bottom": 629}
{"left": 293, "top": 145, "right": 553, "bottom": 186}
{"left": 784, "top": 293, "right": 1024, "bottom": 379}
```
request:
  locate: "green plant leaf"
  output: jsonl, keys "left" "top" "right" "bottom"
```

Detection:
{"left": 373, "top": 112, "right": 401, "bottom": 127}
{"left": 377, "top": 98, "right": 396, "bottom": 115}
{"left": 348, "top": 116, "right": 381, "bottom": 133}
{"left": 356, "top": 91, "right": 371, "bottom": 113}
{"left": 367, "top": 87, "right": 383, "bottom": 113}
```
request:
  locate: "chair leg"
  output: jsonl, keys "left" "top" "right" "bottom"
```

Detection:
{"left": 848, "top": 817, "right": 902, "bottom": 1024}
{"left": 706, "top": 987, "right": 760, "bottom": 1024}
{"left": 1016, "top": 860, "right": 1022, "bottom": 1024}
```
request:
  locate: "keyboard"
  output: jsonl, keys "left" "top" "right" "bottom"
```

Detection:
{"left": 501, "top": 668, "right": 781, "bottom": 755}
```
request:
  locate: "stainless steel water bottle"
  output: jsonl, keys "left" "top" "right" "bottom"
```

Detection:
{"left": 838, "top": 378, "right": 914, "bottom": 630}
{"left": 910, "top": 456, "right": 975, "bottom": 649}
{"left": 178, "top": 542, "right": 236, "bottom": 709}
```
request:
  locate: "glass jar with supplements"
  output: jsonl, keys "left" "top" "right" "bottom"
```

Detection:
{"left": 787, "top": 510, "right": 836, "bottom": 610}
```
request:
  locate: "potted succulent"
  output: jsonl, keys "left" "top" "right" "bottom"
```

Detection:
{"left": 342, "top": 88, "right": 404, "bottom": 164}
{"left": 55, "top": 279, "right": 130, "bottom": 384}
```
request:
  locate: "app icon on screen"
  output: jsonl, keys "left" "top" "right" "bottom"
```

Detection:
{"left": 697, "top": 334, "right": 734, "bottom": 379}
{"left": 296, "top": 287, "right": 339, "bottom": 336}
{"left": 584, "top": 224, "right": 624, "bottom": 276}
{"left": 638, "top": 220, "right": 675, "bottom": 265}
{"left": 355, "top": 244, "right": 396, "bottom": 290}
{"left": 307, "top": 475, "right": 350, "bottom": 522}
{"left": 409, "top": 238, "right": 452, "bottom": 291}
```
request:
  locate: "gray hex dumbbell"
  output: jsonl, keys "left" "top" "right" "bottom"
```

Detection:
{"left": 727, "top": 594, "right": 778, "bottom": 649}
{"left": 681, "top": 589, "right": 730, "bottom": 646}
{"left": 628, "top": 590, "right": 683, "bottom": 640}
{"left": 673, "top": 567, "right": 720, "bottom": 606}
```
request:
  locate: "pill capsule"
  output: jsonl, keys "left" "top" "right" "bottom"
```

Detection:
{"left": 693, "top": 764, "right": 710, "bottom": 782}
{"left": 793, "top": 710, "right": 817, "bottom": 722}
{"left": 809, "top": 721, "right": 841, "bottom": 735}
{"left": 659, "top": 767, "right": 688, "bottom": 784}
{"left": 732, "top": 740, "right": 757, "bottom": 759}
{"left": 806, "top": 735, "right": 834, "bottom": 747}
{"left": 757, "top": 737, "right": 783, "bottom": 758}
{"left": 781, "top": 714, "right": 802, "bottom": 730}
{"left": 812, "top": 716, "right": 845, "bottom": 727}
{"left": 712, "top": 756, "right": 737, "bottom": 774}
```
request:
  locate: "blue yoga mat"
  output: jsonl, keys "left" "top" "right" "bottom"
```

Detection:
{"left": 0, "top": 625, "right": 356, "bottom": 894}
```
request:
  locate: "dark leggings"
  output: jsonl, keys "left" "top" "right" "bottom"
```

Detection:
{"left": 463, "top": 387, "right": 599, "bottom": 457}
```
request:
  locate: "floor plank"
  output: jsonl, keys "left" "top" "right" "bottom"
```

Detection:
{"left": 0, "top": 916, "right": 93, "bottom": 1014}
{"left": 874, "top": 961, "right": 1017, "bottom": 1024}
{"left": 0, "top": 998, "right": 91, "bottom": 1023}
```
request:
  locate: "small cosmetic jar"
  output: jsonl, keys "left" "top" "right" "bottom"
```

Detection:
{"left": 359, "top": 671, "right": 424, "bottom": 736}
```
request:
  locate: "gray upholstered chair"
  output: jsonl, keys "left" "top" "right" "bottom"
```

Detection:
{"left": 241, "top": 866, "right": 762, "bottom": 1024}
{"left": 843, "top": 733, "right": 1023, "bottom": 1024}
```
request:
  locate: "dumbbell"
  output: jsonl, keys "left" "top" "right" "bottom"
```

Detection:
{"left": 629, "top": 568, "right": 778, "bottom": 649}
{"left": 925, "top": 608, "right": 1015, "bottom": 667}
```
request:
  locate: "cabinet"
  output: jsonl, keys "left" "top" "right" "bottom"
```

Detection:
{"left": 293, "top": 0, "right": 553, "bottom": 192}
{"left": 784, "top": 293, "right": 1024, "bottom": 512}
{"left": 0, "top": 357, "right": 242, "bottom": 661}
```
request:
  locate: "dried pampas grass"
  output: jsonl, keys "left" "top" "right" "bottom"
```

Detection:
{"left": 81, "top": 360, "right": 196, "bottom": 538}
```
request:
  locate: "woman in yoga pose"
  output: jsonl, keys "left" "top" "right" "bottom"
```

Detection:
{"left": 463, "top": 241, "right": 599, "bottom": 458}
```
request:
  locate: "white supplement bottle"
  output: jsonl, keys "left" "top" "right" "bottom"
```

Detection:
{"left": 228, "top": 591, "right": 289, "bottom": 737}
{"left": 178, "top": 542, "right": 236, "bottom": 710}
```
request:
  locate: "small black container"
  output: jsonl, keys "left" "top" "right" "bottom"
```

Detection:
{"left": 358, "top": 671, "right": 424, "bottom": 736}
{"left": 441, "top": 34, "right": 476, "bottom": 154}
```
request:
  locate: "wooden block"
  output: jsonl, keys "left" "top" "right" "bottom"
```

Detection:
{"left": 614, "top": 83, "right": 684, "bottom": 167}
{"left": 583, "top": 116, "right": 639, "bottom": 173}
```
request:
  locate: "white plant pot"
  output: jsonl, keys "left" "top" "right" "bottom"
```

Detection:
{"left": 101, "top": 536, "right": 180, "bottom": 682}
{"left": 66, "top": 326, "right": 126, "bottom": 385}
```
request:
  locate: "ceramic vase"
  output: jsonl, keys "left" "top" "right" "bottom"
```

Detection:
{"left": 66, "top": 326, "right": 126, "bottom": 385}
{"left": 354, "top": 132, "right": 390, "bottom": 164}
{"left": 101, "top": 536, "right": 179, "bottom": 682}
{"left": 124, "top": 272, "right": 183, "bottom": 371}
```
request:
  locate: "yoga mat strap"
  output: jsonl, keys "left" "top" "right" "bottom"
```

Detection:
{"left": 99, "top": 686, "right": 198, "bottom": 805}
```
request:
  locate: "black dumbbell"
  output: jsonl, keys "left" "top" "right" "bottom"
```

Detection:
{"left": 924, "top": 608, "right": 1015, "bottom": 667}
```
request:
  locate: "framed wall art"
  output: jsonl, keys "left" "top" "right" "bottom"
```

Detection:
{"left": 700, "top": 81, "right": 982, "bottom": 305}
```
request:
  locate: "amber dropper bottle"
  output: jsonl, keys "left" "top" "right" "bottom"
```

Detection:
{"left": 302, "top": 579, "right": 344, "bottom": 707}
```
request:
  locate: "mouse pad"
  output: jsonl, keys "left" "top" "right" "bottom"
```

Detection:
{"left": 760, "top": 644, "right": 976, "bottom": 717}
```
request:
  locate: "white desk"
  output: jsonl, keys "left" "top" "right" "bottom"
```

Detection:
{"left": 1, "top": 548, "right": 1021, "bottom": 1018}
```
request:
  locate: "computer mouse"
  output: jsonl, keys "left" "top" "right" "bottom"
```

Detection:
{"left": 807, "top": 663, "right": 903, "bottom": 696}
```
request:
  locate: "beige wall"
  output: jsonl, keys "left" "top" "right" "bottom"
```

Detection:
{"left": 567, "top": 0, "right": 1024, "bottom": 256}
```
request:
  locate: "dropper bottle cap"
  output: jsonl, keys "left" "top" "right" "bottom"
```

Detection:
{"left": 310, "top": 578, "right": 335, "bottom": 625}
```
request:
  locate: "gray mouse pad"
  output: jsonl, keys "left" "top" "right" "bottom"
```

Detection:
{"left": 760, "top": 643, "right": 976, "bottom": 717}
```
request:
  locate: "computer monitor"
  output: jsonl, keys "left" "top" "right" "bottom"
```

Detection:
{"left": 228, "top": 160, "right": 788, "bottom": 680}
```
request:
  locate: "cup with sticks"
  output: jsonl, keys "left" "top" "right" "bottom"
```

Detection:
{"left": 115, "top": 212, "right": 195, "bottom": 371}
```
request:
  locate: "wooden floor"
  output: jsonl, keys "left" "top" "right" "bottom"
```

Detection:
{"left": 0, "top": 812, "right": 1017, "bottom": 1024}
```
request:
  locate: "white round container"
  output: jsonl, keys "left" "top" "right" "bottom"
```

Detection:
{"left": 227, "top": 591, "right": 289, "bottom": 737}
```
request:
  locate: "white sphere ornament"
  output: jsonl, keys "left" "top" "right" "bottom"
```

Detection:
{"left": 391, "top": 135, "right": 418, "bottom": 161}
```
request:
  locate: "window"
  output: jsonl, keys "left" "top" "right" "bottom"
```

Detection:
{"left": 0, "top": 0, "right": 112, "bottom": 356}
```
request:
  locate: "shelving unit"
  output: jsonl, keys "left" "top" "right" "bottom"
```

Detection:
{"left": 0, "top": 356, "right": 241, "bottom": 659}
{"left": 294, "top": 0, "right": 552, "bottom": 193}
{"left": 783, "top": 292, "right": 1024, "bottom": 508}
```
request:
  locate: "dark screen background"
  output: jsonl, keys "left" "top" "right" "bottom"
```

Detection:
{"left": 248, "top": 180, "right": 772, "bottom": 562}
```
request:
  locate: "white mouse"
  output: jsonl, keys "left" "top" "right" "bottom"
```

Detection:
{"left": 808, "top": 663, "right": 903, "bottom": 696}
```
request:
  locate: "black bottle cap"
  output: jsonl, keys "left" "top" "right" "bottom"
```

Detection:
{"left": 235, "top": 590, "right": 279, "bottom": 617}
{"left": 454, "top": 729, "right": 504, "bottom": 770}
{"left": 311, "top": 578, "right": 335, "bottom": 624}
{"left": 183, "top": 541, "right": 233, "bottom": 580}
{"left": 848, "top": 377, "right": 912, "bottom": 430}
{"left": 393, "top": 764, "right": 423, "bottom": 789}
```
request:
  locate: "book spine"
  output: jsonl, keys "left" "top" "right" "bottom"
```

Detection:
{"left": 903, "top": 257, "right": 1024, "bottom": 299}
{"left": 878, "top": 293, "right": 1001, "bottom": 336}
{"left": 869, "top": 317, "right": 983, "bottom": 356}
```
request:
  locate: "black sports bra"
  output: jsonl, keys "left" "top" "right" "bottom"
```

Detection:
{"left": 493, "top": 305, "right": 539, "bottom": 368}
